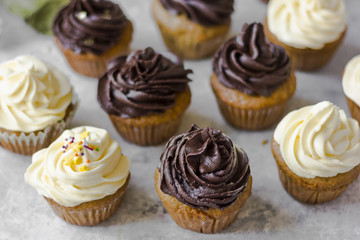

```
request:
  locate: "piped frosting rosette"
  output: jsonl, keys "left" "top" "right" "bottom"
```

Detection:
{"left": 274, "top": 101, "right": 360, "bottom": 178}
{"left": 25, "top": 126, "right": 130, "bottom": 207}
{"left": 0, "top": 55, "right": 78, "bottom": 155}
{"left": 267, "top": 0, "right": 346, "bottom": 49}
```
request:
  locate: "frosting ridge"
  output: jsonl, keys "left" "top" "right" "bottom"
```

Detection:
{"left": 25, "top": 126, "right": 130, "bottom": 207}
{"left": 159, "top": 125, "right": 250, "bottom": 210}
{"left": 159, "top": 0, "right": 234, "bottom": 26}
{"left": 342, "top": 55, "right": 360, "bottom": 106}
{"left": 213, "top": 23, "right": 291, "bottom": 97}
{"left": 98, "top": 47, "right": 192, "bottom": 118}
{"left": 274, "top": 101, "right": 360, "bottom": 178}
{"left": 53, "top": 0, "right": 130, "bottom": 55}
{"left": 267, "top": 0, "right": 346, "bottom": 49}
{"left": 0, "top": 55, "right": 73, "bottom": 132}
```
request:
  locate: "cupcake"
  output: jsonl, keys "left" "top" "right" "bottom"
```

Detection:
{"left": 264, "top": 0, "right": 346, "bottom": 71}
{"left": 211, "top": 23, "right": 296, "bottom": 130}
{"left": 155, "top": 125, "right": 252, "bottom": 233}
{"left": 272, "top": 101, "right": 360, "bottom": 204}
{"left": 151, "top": 0, "right": 234, "bottom": 59}
{"left": 97, "top": 47, "right": 192, "bottom": 146}
{"left": 0, "top": 55, "right": 77, "bottom": 155}
{"left": 342, "top": 55, "right": 360, "bottom": 123}
{"left": 53, "top": 0, "right": 133, "bottom": 78}
{"left": 25, "top": 126, "right": 130, "bottom": 226}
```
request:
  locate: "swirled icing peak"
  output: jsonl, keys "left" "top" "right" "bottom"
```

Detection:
{"left": 159, "top": 124, "right": 250, "bottom": 210}
{"left": 98, "top": 47, "right": 192, "bottom": 118}
{"left": 159, "top": 0, "right": 234, "bottom": 26}
{"left": 213, "top": 23, "right": 291, "bottom": 97}
{"left": 53, "top": 0, "right": 130, "bottom": 55}
{"left": 25, "top": 126, "right": 130, "bottom": 207}
{"left": 267, "top": 0, "right": 346, "bottom": 49}
{"left": 342, "top": 55, "right": 360, "bottom": 106}
{"left": 274, "top": 101, "right": 360, "bottom": 178}
{"left": 0, "top": 55, "right": 73, "bottom": 132}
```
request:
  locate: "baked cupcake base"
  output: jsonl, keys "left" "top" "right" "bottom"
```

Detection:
{"left": 109, "top": 86, "right": 191, "bottom": 146}
{"left": 264, "top": 18, "right": 346, "bottom": 71}
{"left": 44, "top": 173, "right": 130, "bottom": 226}
{"left": 0, "top": 100, "right": 77, "bottom": 155}
{"left": 155, "top": 169, "right": 252, "bottom": 233}
{"left": 271, "top": 139, "right": 360, "bottom": 204}
{"left": 151, "top": 0, "right": 230, "bottom": 59}
{"left": 210, "top": 72, "right": 296, "bottom": 130}
{"left": 345, "top": 96, "right": 360, "bottom": 123}
{"left": 55, "top": 22, "right": 133, "bottom": 78}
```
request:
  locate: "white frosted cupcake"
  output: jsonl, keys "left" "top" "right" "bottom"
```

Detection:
{"left": 0, "top": 55, "right": 77, "bottom": 155}
{"left": 264, "top": 0, "right": 346, "bottom": 71}
{"left": 272, "top": 101, "right": 360, "bottom": 204}
{"left": 25, "top": 126, "right": 130, "bottom": 226}
{"left": 343, "top": 55, "right": 360, "bottom": 123}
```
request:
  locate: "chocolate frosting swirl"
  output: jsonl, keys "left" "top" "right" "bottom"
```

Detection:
{"left": 53, "top": 0, "right": 130, "bottom": 55}
{"left": 159, "top": 125, "right": 250, "bottom": 210}
{"left": 159, "top": 0, "right": 234, "bottom": 26}
{"left": 212, "top": 23, "right": 291, "bottom": 97}
{"left": 97, "top": 47, "right": 192, "bottom": 118}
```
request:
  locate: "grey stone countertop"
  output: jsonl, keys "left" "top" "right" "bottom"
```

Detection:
{"left": 1, "top": 0, "right": 360, "bottom": 239}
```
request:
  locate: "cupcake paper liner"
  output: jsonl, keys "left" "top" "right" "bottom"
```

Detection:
{"left": 345, "top": 96, "right": 360, "bottom": 123}
{"left": 0, "top": 94, "right": 79, "bottom": 155}
{"left": 108, "top": 87, "right": 191, "bottom": 146}
{"left": 44, "top": 173, "right": 130, "bottom": 226}
{"left": 271, "top": 139, "right": 360, "bottom": 204}
{"left": 264, "top": 18, "right": 346, "bottom": 71}
{"left": 55, "top": 22, "right": 133, "bottom": 78}
{"left": 155, "top": 169, "right": 252, "bottom": 234}
{"left": 151, "top": 0, "right": 230, "bottom": 59}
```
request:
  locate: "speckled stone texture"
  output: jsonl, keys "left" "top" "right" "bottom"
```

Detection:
{"left": 1, "top": 0, "right": 360, "bottom": 239}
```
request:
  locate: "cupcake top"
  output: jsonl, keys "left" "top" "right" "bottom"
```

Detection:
{"left": 267, "top": 0, "right": 346, "bottom": 49}
{"left": 53, "top": 0, "right": 130, "bottom": 55}
{"left": 25, "top": 126, "right": 130, "bottom": 207}
{"left": 274, "top": 101, "right": 360, "bottom": 178}
{"left": 342, "top": 55, "right": 360, "bottom": 106}
{"left": 98, "top": 47, "right": 192, "bottom": 118}
{"left": 159, "top": 125, "right": 250, "bottom": 210}
{"left": 0, "top": 55, "right": 73, "bottom": 132}
{"left": 212, "top": 23, "right": 291, "bottom": 97}
{"left": 159, "top": 0, "right": 234, "bottom": 26}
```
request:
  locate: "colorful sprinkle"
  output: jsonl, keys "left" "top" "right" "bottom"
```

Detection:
{"left": 86, "top": 160, "right": 90, "bottom": 163}
{"left": 74, "top": 157, "right": 82, "bottom": 165}
{"left": 79, "top": 165, "right": 89, "bottom": 172}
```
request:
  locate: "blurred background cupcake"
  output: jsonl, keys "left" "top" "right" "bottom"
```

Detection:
{"left": 272, "top": 101, "right": 360, "bottom": 204}
{"left": 151, "top": 0, "right": 234, "bottom": 59}
{"left": 343, "top": 54, "right": 360, "bottom": 123}
{"left": 97, "top": 47, "right": 192, "bottom": 146}
{"left": 53, "top": 0, "right": 133, "bottom": 78}
{"left": 264, "top": 0, "right": 346, "bottom": 71}
{"left": 0, "top": 55, "right": 77, "bottom": 155}
{"left": 25, "top": 126, "right": 130, "bottom": 226}
{"left": 155, "top": 125, "right": 252, "bottom": 233}
{"left": 211, "top": 22, "right": 296, "bottom": 130}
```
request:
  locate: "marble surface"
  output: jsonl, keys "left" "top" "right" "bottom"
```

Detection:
{"left": 1, "top": 0, "right": 360, "bottom": 239}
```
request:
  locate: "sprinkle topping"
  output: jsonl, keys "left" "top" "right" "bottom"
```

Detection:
{"left": 61, "top": 131, "right": 99, "bottom": 172}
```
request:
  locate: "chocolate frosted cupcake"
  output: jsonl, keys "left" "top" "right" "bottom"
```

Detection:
{"left": 98, "top": 47, "right": 192, "bottom": 146}
{"left": 151, "top": 0, "right": 234, "bottom": 59}
{"left": 211, "top": 22, "right": 296, "bottom": 130}
{"left": 155, "top": 125, "right": 252, "bottom": 233}
{"left": 53, "top": 0, "right": 133, "bottom": 77}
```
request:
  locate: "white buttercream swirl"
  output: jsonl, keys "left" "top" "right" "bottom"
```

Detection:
{"left": 343, "top": 55, "right": 360, "bottom": 106}
{"left": 25, "top": 126, "right": 130, "bottom": 207}
{"left": 274, "top": 101, "right": 360, "bottom": 178}
{"left": 267, "top": 0, "right": 346, "bottom": 49}
{"left": 0, "top": 55, "right": 73, "bottom": 132}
